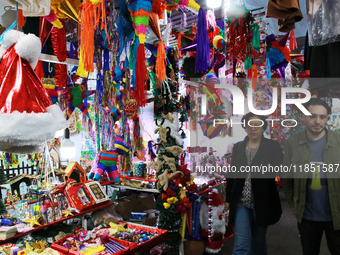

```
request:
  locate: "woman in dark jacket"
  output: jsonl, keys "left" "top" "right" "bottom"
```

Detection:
{"left": 225, "top": 113, "right": 283, "bottom": 255}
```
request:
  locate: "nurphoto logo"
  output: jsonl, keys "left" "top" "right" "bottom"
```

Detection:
{"left": 200, "top": 84, "right": 312, "bottom": 128}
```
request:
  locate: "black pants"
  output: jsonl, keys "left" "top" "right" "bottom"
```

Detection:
{"left": 298, "top": 219, "right": 340, "bottom": 255}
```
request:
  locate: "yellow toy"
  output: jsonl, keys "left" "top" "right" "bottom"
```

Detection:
{"left": 108, "top": 222, "right": 129, "bottom": 234}
{"left": 81, "top": 246, "right": 105, "bottom": 255}
{"left": 23, "top": 216, "right": 41, "bottom": 228}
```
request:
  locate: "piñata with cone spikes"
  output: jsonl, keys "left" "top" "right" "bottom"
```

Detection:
{"left": 128, "top": 0, "right": 153, "bottom": 107}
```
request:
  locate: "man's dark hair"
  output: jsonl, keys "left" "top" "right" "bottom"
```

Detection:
{"left": 241, "top": 112, "right": 268, "bottom": 130}
{"left": 304, "top": 98, "right": 331, "bottom": 115}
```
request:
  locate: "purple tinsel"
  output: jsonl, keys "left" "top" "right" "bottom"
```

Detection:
{"left": 216, "top": 19, "right": 225, "bottom": 30}
{"left": 195, "top": 8, "right": 210, "bottom": 74}
{"left": 266, "top": 34, "right": 276, "bottom": 44}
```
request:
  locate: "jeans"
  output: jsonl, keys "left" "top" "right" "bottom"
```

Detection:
{"left": 298, "top": 219, "right": 340, "bottom": 255}
{"left": 233, "top": 204, "right": 268, "bottom": 255}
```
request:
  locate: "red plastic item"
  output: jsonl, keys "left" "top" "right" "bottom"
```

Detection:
{"left": 52, "top": 234, "right": 130, "bottom": 255}
{"left": 113, "top": 223, "right": 168, "bottom": 254}
{"left": 64, "top": 182, "right": 96, "bottom": 211}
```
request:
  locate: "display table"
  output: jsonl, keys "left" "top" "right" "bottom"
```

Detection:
{"left": 101, "top": 175, "right": 159, "bottom": 194}
{"left": 112, "top": 184, "right": 160, "bottom": 194}
{"left": 0, "top": 202, "right": 114, "bottom": 243}
{"left": 100, "top": 175, "right": 156, "bottom": 186}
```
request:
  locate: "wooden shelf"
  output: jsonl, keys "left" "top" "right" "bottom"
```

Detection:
{"left": 0, "top": 202, "right": 114, "bottom": 243}
{"left": 100, "top": 175, "right": 157, "bottom": 187}
{"left": 112, "top": 184, "right": 159, "bottom": 194}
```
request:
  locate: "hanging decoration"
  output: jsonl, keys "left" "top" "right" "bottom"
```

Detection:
{"left": 225, "top": 5, "right": 254, "bottom": 77}
{"left": 78, "top": 0, "right": 108, "bottom": 73}
{"left": 266, "top": 33, "right": 291, "bottom": 82}
{"left": 195, "top": 8, "right": 210, "bottom": 74}
{"left": 128, "top": 0, "right": 153, "bottom": 107}
{"left": 0, "top": 31, "right": 68, "bottom": 154}
{"left": 149, "top": 12, "right": 167, "bottom": 82}
{"left": 61, "top": 86, "right": 96, "bottom": 120}
{"left": 200, "top": 189, "right": 226, "bottom": 253}
{"left": 50, "top": 0, "right": 80, "bottom": 24}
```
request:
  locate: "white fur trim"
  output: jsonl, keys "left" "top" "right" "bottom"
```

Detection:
{"left": 205, "top": 247, "right": 221, "bottom": 253}
{"left": 0, "top": 105, "right": 68, "bottom": 151}
{"left": 15, "top": 33, "right": 41, "bottom": 69}
{"left": 0, "top": 30, "right": 24, "bottom": 59}
{"left": 1, "top": 145, "right": 43, "bottom": 154}
{"left": 1, "top": 30, "right": 23, "bottom": 49}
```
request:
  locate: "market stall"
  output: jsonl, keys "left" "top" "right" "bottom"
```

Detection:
{"left": 0, "top": 0, "right": 337, "bottom": 254}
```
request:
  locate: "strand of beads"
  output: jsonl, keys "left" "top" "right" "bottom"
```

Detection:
{"left": 207, "top": 185, "right": 213, "bottom": 242}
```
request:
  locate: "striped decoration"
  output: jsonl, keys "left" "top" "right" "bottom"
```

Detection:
{"left": 128, "top": 0, "right": 153, "bottom": 44}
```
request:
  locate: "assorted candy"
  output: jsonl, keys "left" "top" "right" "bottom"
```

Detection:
{"left": 58, "top": 227, "right": 127, "bottom": 255}
{"left": 113, "top": 229, "right": 158, "bottom": 245}
{"left": 103, "top": 239, "right": 126, "bottom": 254}
{"left": 57, "top": 225, "right": 159, "bottom": 254}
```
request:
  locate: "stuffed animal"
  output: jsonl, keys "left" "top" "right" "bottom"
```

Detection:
{"left": 157, "top": 169, "right": 183, "bottom": 191}
{"left": 165, "top": 146, "right": 184, "bottom": 156}
{"left": 161, "top": 112, "right": 174, "bottom": 123}
{"left": 147, "top": 161, "right": 165, "bottom": 173}
{"left": 88, "top": 126, "right": 131, "bottom": 183}
{"left": 200, "top": 189, "right": 226, "bottom": 253}
{"left": 155, "top": 124, "right": 168, "bottom": 143}
{"left": 159, "top": 155, "right": 176, "bottom": 171}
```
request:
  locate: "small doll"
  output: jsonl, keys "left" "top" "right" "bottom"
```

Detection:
{"left": 88, "top": 124, "right": 131, "bottom": 183}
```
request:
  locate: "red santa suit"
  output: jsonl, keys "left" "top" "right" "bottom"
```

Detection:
{"left": 200, "top": 189, "right": 226, "bottom": 253}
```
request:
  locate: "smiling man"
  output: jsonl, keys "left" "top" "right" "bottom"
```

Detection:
{"left": 282, "top": 98, "right": 340, "bottom": 255}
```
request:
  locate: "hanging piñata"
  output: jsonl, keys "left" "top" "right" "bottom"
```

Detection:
{"left": 128, "top": 0, "right": 153, "bottom": 107}
{"left": 266, "top": 33, "right": 291, "bottom": 82}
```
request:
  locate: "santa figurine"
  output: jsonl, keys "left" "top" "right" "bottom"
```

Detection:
{"left": 0, "top": 30, "right": 68, "bottom": 153}
{"left": 200, "top": 189, "right": 226, "bottom": 253}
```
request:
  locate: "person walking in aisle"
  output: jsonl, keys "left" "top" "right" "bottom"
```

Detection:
{"left": 226, "top": 112, "right": 283, "bottom": 255}
{"left": 282, "top": 98, "right": 340, "bottom": 255}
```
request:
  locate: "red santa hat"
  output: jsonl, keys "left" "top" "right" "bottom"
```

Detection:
{"left": 0, "top": 30, "right": 68, "bottom": 153}
{"left": 200, "top": 189, "right": 226, "bottom": 253}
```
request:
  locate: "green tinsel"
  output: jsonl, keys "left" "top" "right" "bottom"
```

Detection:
{"left": 0, "top": 167, "right": 7, "bottom": 184}
{"left": 129, "top": 39, "right": 135, "bottom": 70}
{"left": 251, "top": 23, "right": 260, "bottom": 48}
{"left": 244, "top": 56, "right": 252, "bottom": 70}
{"left": 156, "top": 195, "right": 182, "bottom": 247}
{"left": 0, "top": 199, "right": 7, "bottom": 215}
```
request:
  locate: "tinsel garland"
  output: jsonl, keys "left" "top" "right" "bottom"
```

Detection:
{"left": 51, "top": 22, "right": 67, "bottom": 62}
{"left": 225, "top": 6, "right": 254, "bottom": 63}
{"left": 133, "top": 117, "right": 142, "bottom": 151}
{"left": 50, "top": 22, "right": 68, "bottom": 87}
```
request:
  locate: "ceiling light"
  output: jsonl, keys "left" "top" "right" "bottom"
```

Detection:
{"left": 207, "top": 0, "right": 222, "bottom": 9}
{"left": 60, "top": 128, "right": 76, "bottom": 159}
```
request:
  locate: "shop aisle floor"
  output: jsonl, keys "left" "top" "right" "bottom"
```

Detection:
{"left": 212, "top": 191, "right": 329, "bottom": 255}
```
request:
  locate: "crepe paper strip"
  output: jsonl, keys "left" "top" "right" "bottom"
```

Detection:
{"left": 195, "top": 8, "right": 210, "bottom": 74}
{"left": 251, "top": 64, "right": 257, "bottom": 89}
{"left": 290, "top": 30, "right": 297, "bottom": 50}
{"left": 18, "top": 9, "right": 26, "bottom": 28}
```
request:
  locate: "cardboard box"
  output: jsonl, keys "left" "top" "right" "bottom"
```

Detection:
{"left": 115, "top": 194, "right": 155, "bottom": 220}
{"left": 143, "top": 216, "right": 157, "bottom": 226}
{"left": 143, "top": 209, "right": 159, "bottom": 226}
